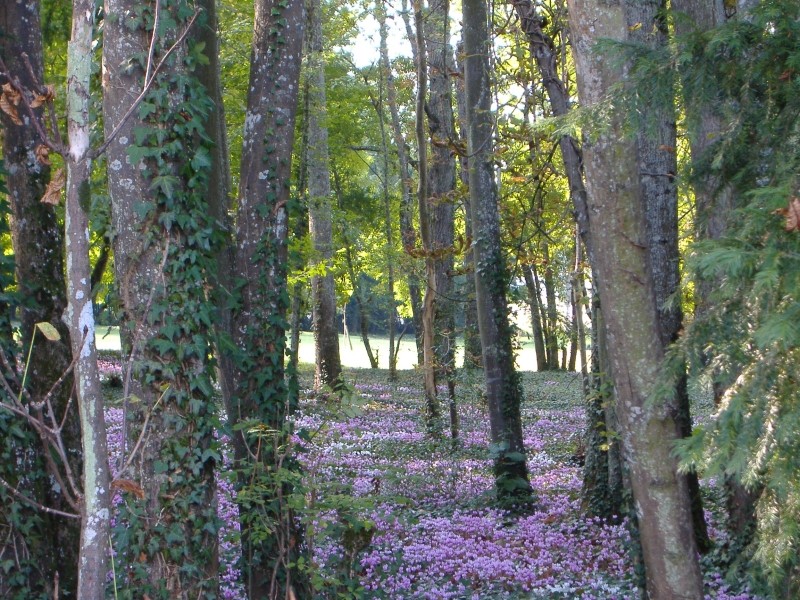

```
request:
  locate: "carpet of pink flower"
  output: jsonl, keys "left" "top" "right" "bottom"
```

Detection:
{"left": 99, "top": 362, "right": 759, "bottom": 599}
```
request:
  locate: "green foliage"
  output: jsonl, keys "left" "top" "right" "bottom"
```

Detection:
{"left": 670, "top": 1, "right": 800, "bottom": 594}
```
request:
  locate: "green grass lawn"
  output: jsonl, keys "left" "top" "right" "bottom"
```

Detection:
{"left": 94, "top": 326, "right": 553, "bottom": 371}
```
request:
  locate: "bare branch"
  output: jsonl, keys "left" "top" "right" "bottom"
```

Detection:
{"left": 0, "top": 475, "right": 80, "bottom": 520}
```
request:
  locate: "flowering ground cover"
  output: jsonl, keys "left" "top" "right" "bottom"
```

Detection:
{"left": 98, "top": 357, "right": 759, "bottom": 599}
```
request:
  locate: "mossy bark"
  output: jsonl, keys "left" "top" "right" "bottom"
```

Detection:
{"left": 66, "top": 3, "right": 111, "bottom": 597}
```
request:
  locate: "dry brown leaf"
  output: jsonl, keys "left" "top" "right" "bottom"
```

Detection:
{"left": 658, "top": 144, "right": 676, "bottom": 153}
{"left": 40, "top": 168, "right": 65, "bottom": 205}
{"left": 785, "top": 197, "right": 800, "bottom": 232}
{"left": 111, "top": 478, "right": 146, "bottom": 500}
{"left": 35, "top": 144, "right": 50, "bottom": 165}
{"left": 30, "top": 84, "right": 55, "bottom": 109}
{"left": 0, "top": 94, "right": 22, "bottom": 125}
{"left": 1, "top": 83, "right": 21, "bottom": 104}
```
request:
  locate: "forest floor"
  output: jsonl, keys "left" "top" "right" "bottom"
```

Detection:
{"left": 98, "top": 357, "right": 760, "bottom": 599}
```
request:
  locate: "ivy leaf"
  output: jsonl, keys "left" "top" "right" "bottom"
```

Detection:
{"left": 190, "top": 147, "right": 212, "bottom": 172}
{"left": 151, "top": 175, "right": 180, "bottom": 198}
{"left": 35, "top": 322, "right": 61, "bottom": 342}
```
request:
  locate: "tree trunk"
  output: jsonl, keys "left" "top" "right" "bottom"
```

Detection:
{"left": 522, "top": 264, "right": 548, "bottom": 371}
{"left": 375, "top": 11, "right": 398, "bottom": 377}
{"left": 463, "top": 0, "right": 533, "bottom": 502}
{"left": 622, "top": 0, "right": 710, "bottom": 554}
{"left": 542, "top": 242, "right": 560, "bottom": 370}
{"left": 426, "top": 0, "right": 458, "bottom": 436}
{"left": 225, "top": 0, "right": 307, "bottom": 595}
{"left": 411, "top": 0, "right": 440, "bottom": 424}
{"left": 0, "top": 1, "right": 80, "bottom": 594}
{"left": 103, "top": 2, "right": 221, "bottom": 596}
{"left": 66, "top": 3, "right": 111, "bottom": 597}
{"left": 567, "top": 0, "right": 704, "bottom": 595}
{"left": 306, "top": 0, "right": 342, "bottom": 390}
{"left": 454, "top": 47, "right": 482, "bottom": 370}
{"left": 381, "top": 1, "right": 424, "bottom": 366}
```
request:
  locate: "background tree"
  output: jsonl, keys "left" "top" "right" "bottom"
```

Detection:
{"left": 306, "top": 0, "right": 343, "bottom": 390}
{"left": 463, "top": 0, "right": 533, "bottom": 502}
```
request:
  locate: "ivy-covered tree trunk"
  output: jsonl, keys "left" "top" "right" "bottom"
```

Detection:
{"left": 224, "top": 0, "right": 306, "bottom": 596}
{"left": 426, "top": 0, "right": 458, "bottom": 436}
{"left": 462, "top": 0, "right": 533, "bottom": 502}
{"left": 306, "top": 0, "right": 342, "bottom": 390}
{"left": 103, "top": 1, "right": 220, "bottom": 596}
{"left": 0, "top": 1, "right": 80, "bottom": 594}
{"left": 567, "top": 0, "right": 704, "bottom": 595}
{"left": 65, "top": 2, "right": 111, "bottom": 597}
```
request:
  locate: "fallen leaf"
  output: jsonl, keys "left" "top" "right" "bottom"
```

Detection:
{"left": 658, "top": 144, "right": 675, "bottom": 153}
{"left": 40, "top": 168, "right": 65, "bottom": 205}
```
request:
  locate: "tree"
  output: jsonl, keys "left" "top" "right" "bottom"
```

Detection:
{"left": 65, "top": 0, "right": 112, "bottom": 596}
{"left": 566, "top": 0, "right": 704, "bottom": 596}
{"left": 425, "top": 0, "right": 458, "bottom": 436}
{"left": 306, "top": 0, "right": 343, "bottom": 390}
{"left": 220, "top": 0, "right": 307, "bottom": 595}
{"left": 462, "top": 0, "right": 533, "bottom": 502}
{"left": 0, "top": 1, "right": 80, "bottom": 594}
{"left": 103, "top": 1, "right": 221, "bottom": 595}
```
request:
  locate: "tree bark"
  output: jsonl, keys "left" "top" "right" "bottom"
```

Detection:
{"left": 306, "top": 0, "right": 342, "bottom": 390}
{"left": 567, "top": 0, "right": 704, "bottom": 595}
{"left": 426, "top": 0, "right": 458, "bottom": 436}
{"left": 226, "top": 0, "right": 307, "bottom": 596}
{"left": 463, "top": 0, "right": 533, "bottom": 502}
{"left": 454, "top": 46, "right": 482, "bottom": 370}
{"left": 66, "top": 3, "right": 111, "bottom": 597}
{"left": 103, "top": 2, "right": 221, "bottom": 596}
{"left": 0, "top": 1, "right": 80, "bottom": 594}
{"left": 381, "top": 2, "right": 424, "bottom": 365}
